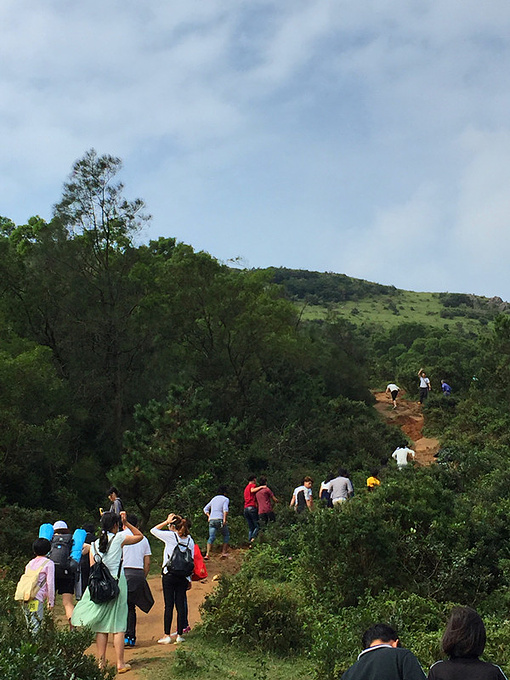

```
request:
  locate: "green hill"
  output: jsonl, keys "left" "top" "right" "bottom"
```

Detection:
{"left": 266, "top": 267, "right": 510, "bottom": 332}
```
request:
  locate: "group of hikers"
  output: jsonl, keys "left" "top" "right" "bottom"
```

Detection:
{"left": 13, "top": 427, "right": 457, "bottom": 677}
{"left": 342, "top": 608, "right": 507, "bottom": 679}
{"left": 15, "top": 487, "right": 206, "bottom": 674}
{"left": 386, "top": 368, "right": 452, "bottom": 409}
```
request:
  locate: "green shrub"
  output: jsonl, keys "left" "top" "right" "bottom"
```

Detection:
{"left": 309, "top": 590, "right": 450, "bottom": 680}
{"left": 0, "top": 579, "right": 112, "bottom": 679}
{"left": 200, "top": 572, "right": 305, "bottom": 654}
{"left": 0, "top": 506, "right": 56, "bottom": 576}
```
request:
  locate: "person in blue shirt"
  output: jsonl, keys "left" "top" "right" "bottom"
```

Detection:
{"left": 441, "top": 380, "right": 452, "bottom": 396}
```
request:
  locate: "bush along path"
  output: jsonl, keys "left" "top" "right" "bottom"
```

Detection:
{"left": 373, "top": 391, "right": 440, "bottom": 465}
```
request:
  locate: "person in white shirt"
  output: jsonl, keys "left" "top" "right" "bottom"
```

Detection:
{"left": 290, "top": 477, "right": 313, "bottom": 513}
{"left": 203, "top": 486, "right": 230, "bottom": 559}
{"left": 151, "top": 513, "right": 195, "bottom": 645}
{"left": 385, "top": 383, "right": 400, "bottom": 409}
{"left": 122, "top": 514, "right": 154, "bottom": 648}
{"left": 392, "top": 445, "right": 416, "bottom": 469}
{"left": 418, "top": 369, "right": 431, "bottom": 404}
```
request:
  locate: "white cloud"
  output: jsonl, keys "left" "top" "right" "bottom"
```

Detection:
{"left": 454, "top": 128, "right": 510, "bottom": 266}
{"left": 1, "top": 1, "right": 510, "bottom": 297}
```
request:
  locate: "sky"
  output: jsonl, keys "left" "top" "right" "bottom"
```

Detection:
{"left": 2, "top": 0, "right": 510, "bottom": 298}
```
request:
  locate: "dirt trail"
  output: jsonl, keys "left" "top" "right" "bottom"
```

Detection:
{"left": 373, "top": 391, "right": 439, "bottom": 465}
{"left": 92, "top": 550, "right": 242, "bottom": 678}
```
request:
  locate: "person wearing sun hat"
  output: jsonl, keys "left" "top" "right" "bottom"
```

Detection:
{"left": 49, "top": 520, "right": 76, "bottom": 625}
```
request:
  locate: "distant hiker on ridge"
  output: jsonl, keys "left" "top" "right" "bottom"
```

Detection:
{"left": 418, "top": 369, "right": 431, "bottom": 404}
{"left": 386, "top": 382, "right": 401, "bottom": 409}
{"left": 441, "top": 380, "right": 452, "bottom": 397}
{"left": 392, "top": 444, "right": 416, "bottom": 470}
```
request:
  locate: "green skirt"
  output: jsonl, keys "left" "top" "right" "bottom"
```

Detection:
{"left": 71, "top": 573, "right": 128, "bottom": 634}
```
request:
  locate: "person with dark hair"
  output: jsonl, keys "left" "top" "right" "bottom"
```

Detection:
{"left": 243, "top": 475, "right": 267, "bottom": 544}
{"left": 341, "top": 623, "right": 426, "bottom": 680}
{"left": 19, "top": 538, "right": 55, "bottom": 631}
{"left": 108, "top": 487, "right": 124, "bottom": 515}
{"left": 441, "top": 380, "right": 452, "bottom": 397}
{"left": 203, "top": 486, "right": 229, "bottom": 559}
{"left": 255, "top": 476, "right": 278, "bottom": 529}
{"left": 418, "top": 369, "right": 431, "bottom": 404}
{"left": 123, "top": 514, "right": 154, "bottom": 648}
{"left": 428, "top": 606, "right": 507, "bottom": 679}
{"left": 290, "top": 476, "right": 314, "bottom": 513}
{"left": 71, "top": 511, "right": 143, "bottom": 674}
{"left": 366, "top": 469, "right": 381, "bottom": 491}
{"left": 325, "top": 468, "right": 354, "bottom": 506}
{"left": 151, "top": 513, "right": 195, "bottom": 645}
{"left": 386, "top": 382, "right": 401, "bottom": 409}
{"left": 392, "top": 444, "right": 416, "bottom": 469}
{"left": 319, "top": 473, "right": 335, "bottom": 507}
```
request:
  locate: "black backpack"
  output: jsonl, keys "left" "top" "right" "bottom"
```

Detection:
{"left": 165, "top": 538, "right": 194, "bottom": 577}
{"left": 88, "top": 555, "right": 120, "bottom": 604}
{"left": 296, "top": 489, "right": 307, "bottom": 514}
{"left": 88, "top": 538, "right": 122, "bottom": 604}
{"left": 49, "top": 534, "right": 75, "bottom": 577}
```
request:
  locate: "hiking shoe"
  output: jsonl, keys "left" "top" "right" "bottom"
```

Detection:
{"left": 175, "top": 635, "right": 185, "bottom": 643}
{"left": 158, "top": 635, "right": 172, "bottom": 644}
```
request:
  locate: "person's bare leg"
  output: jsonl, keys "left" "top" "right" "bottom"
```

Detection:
{"left": 96, "top": 633, "right": 108, "bottom": 669}
{"left": 114, "top": 631, "right": 128, "bottom": 670}
{"left": 221, "top": 543, "right": 229, "bottom": 558}
{"left": 62, "top": 593, "right": 74, "bottom": 626}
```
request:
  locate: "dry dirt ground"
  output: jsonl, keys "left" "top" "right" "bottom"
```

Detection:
{"left": 373, "top": 391, "right": 440, "bottom": 466}
{"left": 88, "top": 549, "right": 243, "bottom": 678}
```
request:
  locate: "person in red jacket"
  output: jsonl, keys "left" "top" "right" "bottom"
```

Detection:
{"left": 243, "top": 475, "right": 267, "bottom": 544}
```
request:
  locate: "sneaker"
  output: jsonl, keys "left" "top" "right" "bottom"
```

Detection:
{"left": 124, "top": 636, "right": 135, "bottom": 647}
{"left": 171, "top": 626, "right": 191, "bottom": 637}
{"left": 175, "top": 635, "right": 185, "bottom": 643}
{"left": 158, "top": 635, "right": 172, "bottom": 644}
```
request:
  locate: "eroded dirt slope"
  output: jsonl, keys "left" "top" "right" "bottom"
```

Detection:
{"left": 373, "top": 391, "right": 440, "bottom": 465}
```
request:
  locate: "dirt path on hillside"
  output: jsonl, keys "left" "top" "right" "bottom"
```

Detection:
{"left": 373, "top": 391, "right": 439, "bottom": 465}
{"left": 92, "top": 550, "right": 242, "bottom": 678}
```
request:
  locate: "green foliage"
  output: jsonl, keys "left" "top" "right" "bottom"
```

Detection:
{"left": 0, "top": 506, "right": 55, "bottom": 575}
{"left": 270, "top": 267, "right": 397, "bottom": 303}
{"left": 200, "top": 570, "right": 305, "bottom": 654}
{"left": 0, "top": 332, "right": 70, "bottom": 508}
{"left": 0, "top": 579, "right": 113, "bottom": 680}
{"left": 310, "top": 590, "right": 450, "bottom": 679}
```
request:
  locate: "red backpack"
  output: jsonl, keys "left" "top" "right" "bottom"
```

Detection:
{"left": 191, "top": 544, "right": 208, "bottom": 581}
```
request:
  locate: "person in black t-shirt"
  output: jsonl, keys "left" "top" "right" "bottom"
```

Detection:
{"left": 428, "top": 606, "right": 507, "bottom": 680}
{"left": 341, "top": 623, "right": 425, "bottom": 680}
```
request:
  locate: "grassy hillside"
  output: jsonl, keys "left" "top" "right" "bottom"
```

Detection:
{"left": 266, "top": 267, "right": 509, "bottom": 332}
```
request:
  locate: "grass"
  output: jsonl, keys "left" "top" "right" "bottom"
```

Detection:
{"left": 137, "top": 635, "right": 314, "bottom": 680}
{"left": 296, "top": 289, "right": 491, "bottom": 333}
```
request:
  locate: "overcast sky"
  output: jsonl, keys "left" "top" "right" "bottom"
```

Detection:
{"left": 2, "top": 1, "right": 510, "bottom": 298}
